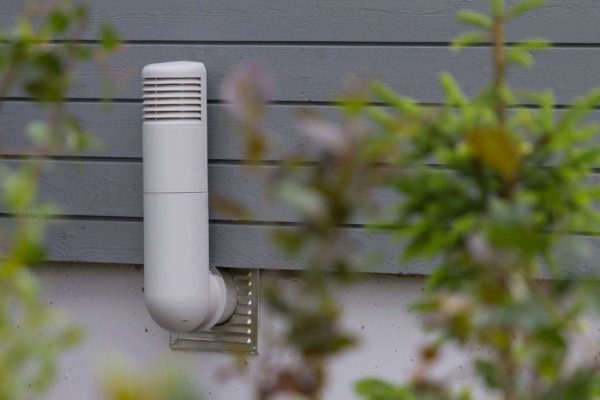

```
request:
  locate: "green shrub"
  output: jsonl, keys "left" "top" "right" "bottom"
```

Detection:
{"left": 225, "top": 0, "right": 600, "bottom": 399}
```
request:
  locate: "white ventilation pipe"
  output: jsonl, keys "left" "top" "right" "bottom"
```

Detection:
{"left": 142, "top": 61, "right": 236, "bottom": 333}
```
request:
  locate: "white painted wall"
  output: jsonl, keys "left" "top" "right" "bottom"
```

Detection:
{"left": 35, "top": 263, "right": 468, "bottom": 399}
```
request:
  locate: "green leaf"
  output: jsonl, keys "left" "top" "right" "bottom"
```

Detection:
{"left": 99, "top": 23, "right": 120, "bottom": 51}
{"left": 439, "top": 72, "right": 469, "bottom": 106}
{"left": 371, "top": 82, "right": 420, "bottom": 116}
{"left": 48, "top": 11, "right": 69, "bottom": 34}
{"left": 515, "top": 37, "right": 552, "bottom": 50}
{"left": 77, "top": 46, "right": 92, "bottom": 60}
{"left": 2, "top": 166, "right": 37, "bottom": 211}
{"left": 508, "top": 48, "right": 534, "bottom": 67}
{"left": 33, "top": 52, "right": 63, "bottom": 75}
{"left": 467, "top": 129, "right": 522, "bottom": 181}
{"left": 457, "top": 10, "right": 492, "bottom": 29}
{"left": 557, "top": 88, "right": 600, "bottom": 132}
{"left": 491, "top": 0, "right": 505, "bottom": 17}
{"left": 25, "top": 78, "right": 63, "bottom": 102}
{"left": 16, "top": 17, "right": 34, "bottom": 40}
{"left": 533, "top": 89, "right": 555, "bottom": 130}
{"left": 475, "top": 359, "right": 503, "bottom": 389}
{"left": 278, "top": 180, "right": 326, "bottom": 221}
{"left": 368, "top": 106, "right": 396, "bottom": 129}
{"left": 355, "top": 378, "right": 416, "bottom": 400}
{"left": 508, "top": 0, "right": 547, "bottom": 18}
{"left": 72, "top": 4, "right": 89, "bottom": 23}
{"left": 65, "top": 117, "right": 92, "bottom": 150}
{"left": 451, "top": 31, "right": 488, "bottom": 49}
{"left": 26, "top": 121, "right": 50, "bottom": 146}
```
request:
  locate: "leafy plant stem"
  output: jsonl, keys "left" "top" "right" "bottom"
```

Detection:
{"left": 493, "top": 14, "right": 507, "bottom": 129}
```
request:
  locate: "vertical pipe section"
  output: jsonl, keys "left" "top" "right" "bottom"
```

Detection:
{"left": 142, "top": 61, "right": 234, "bottom": 333}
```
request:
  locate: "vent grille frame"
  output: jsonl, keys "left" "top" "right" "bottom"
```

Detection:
{"left": 143, "top": 77, "right": 203, "bottom": 121}
{"left": 170, "top": 268, "right": 259, "bottom": 354}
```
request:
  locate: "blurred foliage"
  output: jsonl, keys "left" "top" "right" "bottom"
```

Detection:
{"left": 224, "top": 0, "right": 600, "bottom": 399}
{"left": 0, "top": 1, "right": 120, "bottom": 398}
{"left": 100, "top": 361, "right": 201, "bottom": 400}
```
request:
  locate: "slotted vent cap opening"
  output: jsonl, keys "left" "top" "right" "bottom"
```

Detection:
{"left": 142, "top": 61, "right": 205, "bottom": 121}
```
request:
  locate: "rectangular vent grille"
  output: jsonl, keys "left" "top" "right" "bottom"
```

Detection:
{"left": 170, "top": 269, "right": 259, "bottom": 354}
{"left": 143, "top": 77, "right": 202, "bottom": 121}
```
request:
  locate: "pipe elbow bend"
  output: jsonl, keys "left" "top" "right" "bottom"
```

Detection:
{"left": 145, "top": 290, "right": 209, "bottom": 333}
{"left": 144, "top": 269, "right": 237, "bottom": 333}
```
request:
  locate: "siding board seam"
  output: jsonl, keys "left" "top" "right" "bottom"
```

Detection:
{"left": 45, "top": 40, "right": 600, "bottom": 49}
{"left": 7, "top": 98, "right": 600, "bottom": 111}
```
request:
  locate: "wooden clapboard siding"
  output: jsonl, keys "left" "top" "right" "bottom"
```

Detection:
{"left": 4, "top": 102, "right": 600, "bottom": 160}
{"left": 3, "top": 1, "right": 600, "bottom": 43}
{"left": 0, "top": 218, "right": 595, "bottom": 276}
{"left": 4, "top": 46, "right": 600, "bottom": 105}
{"left": 0, "top": 102, "right": 329, "bottom": 160}
{"left": 1, "top": 159, "right": 600, "bottom": 230}
{"left": 0, "top": 1, "right": 599, "bottom": 272}
{"left": 0, "top": 160, "right": 399, "bottom": 224}
{"left": 5, "top": 218, "right": 424, "bottom": 273}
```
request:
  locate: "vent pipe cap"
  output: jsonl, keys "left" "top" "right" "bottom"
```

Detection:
{"left": 142, "top": 61, "right": 205, "bottom": 79}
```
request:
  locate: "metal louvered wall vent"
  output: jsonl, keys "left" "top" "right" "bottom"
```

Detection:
{"left": 170, "top": 269, "right": 260, "bottom": 354}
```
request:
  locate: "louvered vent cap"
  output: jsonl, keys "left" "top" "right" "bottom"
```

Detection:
{"left": 143, "top": 61, "right": 204, "bottom": 121}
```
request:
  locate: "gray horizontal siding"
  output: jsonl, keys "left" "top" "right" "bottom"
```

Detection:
{"left": 2, "top": 160, "right": 398, "bottom": 224}
{"left": 3, "top": 1, "right": 600, "bottom": 43}
{"left": 25, "top": 219, "right": 424, "bottom": 273}
{"left": 1, "top": 1, "right": 599, "bottom": 272}
{"left": 0, "top": 102, "right": 322, "bottom": 160}
{"left": 2, "top": 160, "right": 600, "bottom": 232}
{"left": 2, "top": 218, "right": 595, "bottom": 276}
{"left": 4, "top": 102, "right": 600, "bottom": 160}
{"left": 9, "top": 46, "right": 599, "bottom": 105}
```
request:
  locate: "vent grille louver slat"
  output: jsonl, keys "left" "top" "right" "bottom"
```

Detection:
{"left": 143, "top": 77, "right": 202, "bottom": 121}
